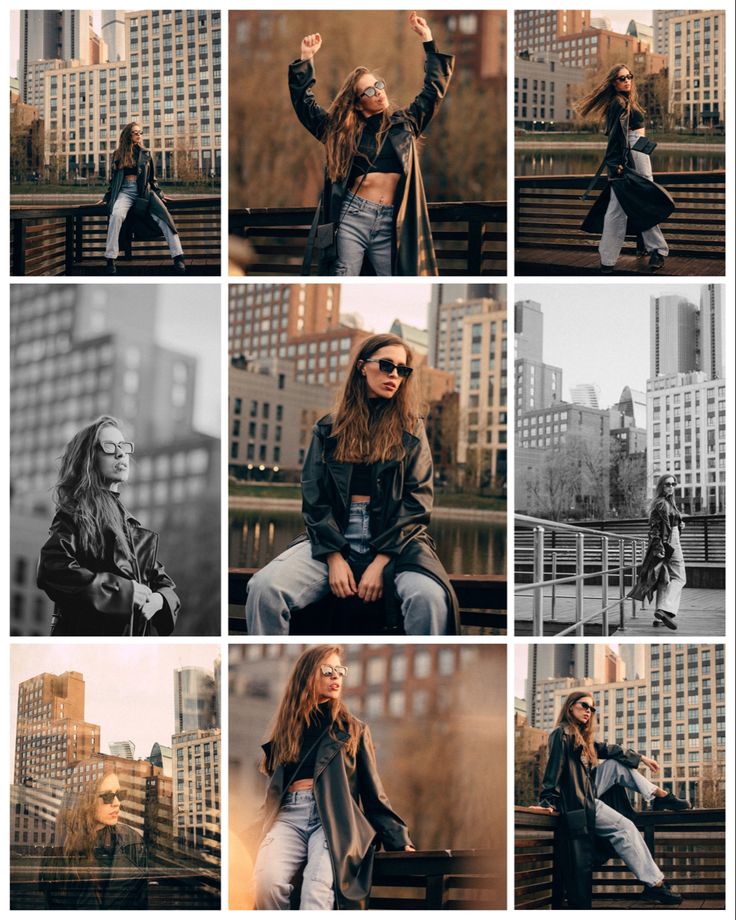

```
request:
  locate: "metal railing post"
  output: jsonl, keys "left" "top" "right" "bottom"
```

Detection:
{"left": 533, "top": 526, "right": 545, "bottom": 636}
{"left": 601, "top": 535, "right": 609, "bottom": 635}
{"left": 618, "top": 538, "right": 626, "bottom": 630}
{"left": 575, "top": 532, "right": 584, "bottom": 637}
{"left": 551, "top": 551, "right": 557, "bottom": 621}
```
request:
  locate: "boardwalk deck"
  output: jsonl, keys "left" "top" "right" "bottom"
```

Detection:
{"left": 515, "top": 585, "right": 725, "bottom": 637}
{"left": 514, "top": 247, "right": 725, "bottom": 276}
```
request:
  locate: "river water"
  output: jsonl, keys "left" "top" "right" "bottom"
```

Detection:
{"left": 229, "top": 508, "right": 507, "bottom": 576}
{"left": 516, "top": 148, "right": 725, "bottom": 176}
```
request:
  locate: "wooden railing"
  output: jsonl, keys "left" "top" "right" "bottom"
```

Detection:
{"left": 229, "top": 200, "right": 507, "bottom": 275}
{"left": 515, "top": 806, "right": 726, "bottom": 909}
{"left": 10, "top": 197, "right": 221, "bottom": 276}
{"left": 515, "top": 171, "right": 725, "bottom": 275}
{"left": 228, "top": 568, "right": 507, "bottom": 635}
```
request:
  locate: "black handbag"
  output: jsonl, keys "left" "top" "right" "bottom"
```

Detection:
{"left": 631, "top": 135, "right": 657, "bottom": 155}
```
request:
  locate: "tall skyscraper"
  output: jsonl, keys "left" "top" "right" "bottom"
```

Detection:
{"left": 101, "top": 9, "right": 126, "bottom": 61}
{"left": 514, "top": 299, "right": 563, "bottom": 414}
{"left": 698, "top": 284, "right": 725, "bottom": 380}
{"left": 174, "top": 667, "right": 218, "bottom": 733}
{"left": 18, "top": 10, "right": 62, "bottom": 100}
{"left": 650, "top": 294, "right": 699, "bottom": 377}
{"left": 427, "top": 284, "right": 503, "bottom": 376}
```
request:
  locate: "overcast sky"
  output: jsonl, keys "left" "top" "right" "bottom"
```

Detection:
{"left": 516, "top": 283, "right": 704, "bottom": 409}
{"left": 514, "top": 643, "right": 622, "bottom": 697}
{"left": 10, "top": 644, "right": 219, "bottom": 767}
{"left": 592, "top": 9, "right": 653, "bottom": 33}
{"left": 340, "top": 282, "right": 435, "bottom": 333}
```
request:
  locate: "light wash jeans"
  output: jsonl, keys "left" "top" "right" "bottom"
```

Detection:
{"left": 246, "top": 501, "right": 450, "bottom": 635}
{"left": 335, "top": 195, "right": 393, "bottom": 275}
{"left": 599, "top": 131, "right": 669, "bottom": 267}
{"left": 105, "top": 178, "right": 184, "bottom": 259}
{"left": 593, "top": 759, "right": 664, "bottom": 886}
{"left": 254, "top": 790, "right": 335, "bottom": 910}
{"left": 656, "top": 526, "right": 686, "bottom": 615}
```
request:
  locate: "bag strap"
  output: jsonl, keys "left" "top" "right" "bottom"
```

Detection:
{"left": 581, "top": 106, "right": 631, "bottom": 200}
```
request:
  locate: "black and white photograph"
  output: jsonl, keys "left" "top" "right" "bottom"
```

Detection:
{"left": 9, "top": 283, "right": 221, "bottom": 636}
{"left": 514, "top": 282, "right": 725, "bottom": 638}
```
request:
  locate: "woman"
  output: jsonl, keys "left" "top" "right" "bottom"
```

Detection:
{"left": 289, "top": 12, "right": 454, "bottom": 276}
{"left": 37, "top": 415, "right": 180, "bottom": 636}
{"left": 40, "top": 771, "right": 147, "bottom": 909}
{"left": 578, "top": 64, "right": 671, "bottom": 273}
{"left": 99, "top": 122, "right": 186, "bottom": 275}
{"left": 629, "top": 472, "right": 686, "bottom": 630}
{"left": 253, "top": 645, "right": 413, "bottom": 909}
{"left": 530, "top": 690, "right": 689, "bottom": 908}
{"left": 246, "top": 333, "right": 459, "bottom": 635}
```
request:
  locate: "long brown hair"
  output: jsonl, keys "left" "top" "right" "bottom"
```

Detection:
{"left": 262, "top": 645, "right": 360, "bottom": 773}
{"left": 53, "top": 415, "right": 131, "bottom": 559}
{"left": 555, "top": 690, "right": 598, "bottom": 766}
{"left": 56, "top": 768, "right": 120, "bottom": 859}
{"left": 332, "top": 333, "right": 419, "bottom": 464}
{"left": 576, "top": 62, "right": 644, "bottom": 124}
{"left": 112, "top": 121, "right": 142, "bottom": 169}
{"left": 324, "top": 67, "right": 392, "bottom": 182}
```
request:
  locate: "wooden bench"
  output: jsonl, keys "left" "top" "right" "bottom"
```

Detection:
{"left": 229, "top": 201, "right": 507, "bottom": 275}
{"left": 515, "top": 171, "right": 725, "bottom": 276}
{"left": 228, "top": 568, "right": 507, "bottom": 635}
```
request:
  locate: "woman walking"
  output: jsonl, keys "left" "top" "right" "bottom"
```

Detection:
{"left": 629, "top": 472, "right": 687, "bottom": 630}
{"left": 245, "top": 333, "right": 458, "bottom": 635}
{"left": 100, "top": 122, "right": 186, "bottom": 275}
{"left": 37, "top": 415, "right": 180, "bottom": 636}
{"left": 252, "top": 645, "right": 413, "bottom": 909}
{"left": 289, "top": 11, "right": 454, "bottom": 276}
{"left": 40, "top": 771, "right": 147, "bottom": 909}
{"left": 578, "top": 64, "right": 670, "bottom": 273}
{"left": 530, "top": 690, "right": 689, "bottom": 908}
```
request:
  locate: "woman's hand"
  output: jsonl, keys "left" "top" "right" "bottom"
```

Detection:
{"left": 327, "top": 552, "right": 357, "bottom": 598}
{"left": 404, "top": 844, "right": 415, "bottom": 851}
{"left": 409, "top": 11, "right": 432, "bottom": 42}
{"left": 93, "top": 199, "right": 105, "bottom": 205}
{"left": 300, "top": 33, "right": 322, "bottom": 61}
{"left": 132, "top": 581, "right": 153, "bottom": 609}
{"left": 357, "top": 554, "right": 390, "bottom": 603}
{"left": 640, "top": 755, "right": 660, "bottom": 773}
{"left": 140, "top": 592, "right": 164, "bottom": 621}
{"left": 527, "top": 805, "right": 558, "bottom": 815}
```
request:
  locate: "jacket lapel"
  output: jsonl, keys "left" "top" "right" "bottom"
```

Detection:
{"left": 314, "top": 729, "right": 349, "bottom": 782}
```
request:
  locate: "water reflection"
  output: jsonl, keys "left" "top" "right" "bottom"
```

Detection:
{"left": 229, "top": 509, "right": 507, "bottom": 576}
{"left": 516, "top": 149, "right": 725, "bottom": 177}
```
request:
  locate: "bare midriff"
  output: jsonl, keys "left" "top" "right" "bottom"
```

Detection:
{"left": 288, "top": 778, "right": 315, "bottom": 792}
{"left": 350, "top": 171, "right": 400, "bottom": 204}
{"left": 350, "top": 494, "right": 371, "bottom": 503}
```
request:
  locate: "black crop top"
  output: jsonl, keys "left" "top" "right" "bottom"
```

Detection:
{"left": 629, "top": 106, "right": 644, "bottom": 130}
{"left": 348, "top": 114, "right": 403, "bottom": 188}
{"left": 351, "top": 463, "right": 372, "bottom": 495}
{"left": 284, "top": 703, "right": 333, "bottom": 786}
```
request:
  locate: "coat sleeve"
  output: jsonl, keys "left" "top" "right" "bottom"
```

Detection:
{"left": 369, "top": 424, "right": 433, "bottom": 557}
{"left": 604, "top": 98, "right": 629, "bottom": 175}
{"left": 148, "top": 153, "right": 164, "bottom": 198}
{"left": 149, "top": 556, "right": 179, "bottom": 635}
{"left": 36, "top": 511, "right": 136, "bottom": 622}
{"left": 356, "top": 724, "right": 413, "bottom": 850}
{"left": 301, "top": 427, "right": 350, "bottom": 560}
{"left": 539, "top": 727, "right": 565, "bottom": 810}
{"left": 288, "top": 58, "right": 329, "bottom": 141}
{"left": 594, "top": 741, "right": 642, "bottom": 768}
{"left": 102, "top": 165, "right": 116, "bottom": 205}
{"left": 402, "top": 42, "right": 455, "bottom": 136}
{"left": 647, "top": 504, "right": 667, "bottom": 557}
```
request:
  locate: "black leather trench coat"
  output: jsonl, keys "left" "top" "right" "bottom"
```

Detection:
{"left": 297, "top": 415, "right": 460, "bottom": 633}
{"left": 40, "top": 823, "right": 148, "bottom": 910}
{"left": 581, "top": 98, "right": 675, "bottom": 234}
{"left": 539, "top": 726, "right": 643, "bottom": 908}
{"left": 629, "top": 498, "right": 684, "bottom": 604}
{"left": 260, "top": 720, "right": 412, "bottom": 909}
{"left": 288, "top": 43, "right": 454, "bottom": 276}
{"left": 37, "top": 505, "right": 180, "bottom": 636}
{"left": 103, "top": 147, "right": 178, "bottom": 244}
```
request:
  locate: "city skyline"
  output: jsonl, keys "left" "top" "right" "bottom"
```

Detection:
{"left": 10, "top": 646, "right": 219, "bottom": 763}
{"left": 340, "top": 283, "right": 435, "bottom": 333}
{"left": 591, "top": 9, "right": 653, "bottom": 32}
{"left": 516, "top": 283, "right": 704, "bottom": 409}
{"left": 10, "top": 10, "right": 104, "bottom": 78}
{"left": 514, "top": 642, "right": 623, "bottom": 696}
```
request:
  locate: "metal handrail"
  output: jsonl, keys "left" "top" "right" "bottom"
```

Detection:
{"left": 515, "top": 514, "right": 647, "bottom": 637}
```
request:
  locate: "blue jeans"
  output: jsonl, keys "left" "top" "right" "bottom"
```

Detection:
{"left": 246, "top": 501, "right": 450, "bottom": 635}
{"left": 105, "top": 178, "right": 184, "bottom": 259}
{"left": 335, "top": 195, "right": 393, "bottom": 275}
{"left": 592, "top": 759, "right": 663, "bottom": 886}
{"left": 254, "top": 790, "right": 334, "bottom": 910}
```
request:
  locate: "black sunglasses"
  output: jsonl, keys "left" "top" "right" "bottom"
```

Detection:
{"left": 98, "top": 790, "right": 125, "bottom": 804}
{"left": 615, "top": 74, "right": 634, "bottom": 83}
{"left": 358, "top": 80, "right": 386, "bottom": 99}
{"left": 363, "top": 358, "right": 413, "bottom": 378}
{"left": 577, "top": 701, "right": 596, "bottom": 714}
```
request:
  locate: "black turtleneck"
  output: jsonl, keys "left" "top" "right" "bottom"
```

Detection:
{"left": 284, "top": 703, "right": 333, "bottom": 785}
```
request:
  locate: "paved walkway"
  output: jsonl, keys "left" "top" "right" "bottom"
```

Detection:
{"left": 590, "top": 897, "right": 723, "bottom": 910}
{"left": 515, "top": 585, "right": 725, "bottom": 637}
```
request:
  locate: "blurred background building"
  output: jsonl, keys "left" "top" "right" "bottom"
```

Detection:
{"left": 517, "top": 643, "right": 725, "bottom": 809}
{"left": 11, "top": 655, "right": 221, "bottom": 909}
{"left": 13, "top": 8, "right": 221, "bottom": 181}
{"left": 9, "top": 283, "right": 220, "bottom": 636}
{"left": 229, "top": 643, "right": 506, "bottom": 905}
